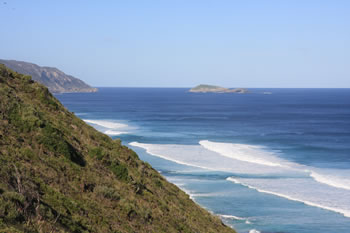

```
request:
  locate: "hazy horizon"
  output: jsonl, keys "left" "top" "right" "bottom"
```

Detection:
{"left": 1, "top": 1, "right": 349, "bottom": 88}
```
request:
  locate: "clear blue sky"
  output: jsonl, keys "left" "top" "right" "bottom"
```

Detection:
{"left": 1, "top": 0, "right": 349, "bottom": 87}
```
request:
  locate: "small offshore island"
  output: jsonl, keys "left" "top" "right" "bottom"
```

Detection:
{"left": 190, "top": 84, "right": 248, "bottom": 93}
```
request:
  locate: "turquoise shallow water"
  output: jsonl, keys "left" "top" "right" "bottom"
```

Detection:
{"left": 56, "top": 88, "right": 350, "bottom": 233}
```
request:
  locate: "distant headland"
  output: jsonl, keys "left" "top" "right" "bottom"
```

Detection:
{"left": 0, "top": 59, "right": 97, "bottom": 93}
{"left": 189, "top": 84, "right": 248, "bottom": 93}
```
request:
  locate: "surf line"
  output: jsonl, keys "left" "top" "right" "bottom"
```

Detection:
{"left": 227, "top": 177, "right": 350, "bottom": 218}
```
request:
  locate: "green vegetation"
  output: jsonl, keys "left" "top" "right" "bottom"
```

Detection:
{"left": 0, "top": 64, "right": 236, "bottom": 233}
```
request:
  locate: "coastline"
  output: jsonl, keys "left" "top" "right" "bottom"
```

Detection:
{"left": 57, "top": 88, "right": 350, "bottom": 233}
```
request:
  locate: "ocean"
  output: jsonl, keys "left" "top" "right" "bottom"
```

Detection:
{"left": 56, "top": 88, "right": 350, "bottom": 233}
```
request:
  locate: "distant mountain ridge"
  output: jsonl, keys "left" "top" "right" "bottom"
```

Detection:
{"left": 190, "top": 84, "right": 248, "bottom": 93}
{"left": 0, "top": 59, "right": 97, "bottom": 93}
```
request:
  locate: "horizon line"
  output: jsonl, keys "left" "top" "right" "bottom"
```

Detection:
{"left": 92, "top": 86, "right": 350, "bottom": 89}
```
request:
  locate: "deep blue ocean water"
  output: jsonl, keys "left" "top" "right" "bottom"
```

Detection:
{"left": 56, "top": 88, "right": 350, "bottom": 233}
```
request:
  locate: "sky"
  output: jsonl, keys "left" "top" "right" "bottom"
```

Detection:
{"left": 0, "top": 0, "right": 349, "bottom": 88}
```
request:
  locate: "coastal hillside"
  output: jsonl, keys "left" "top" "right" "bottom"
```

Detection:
{"left": 190, "top": 84, "right": 248, "bottom": 93}
{"left": 0, "top": 59, "right": 97, "bottom": 93}
{"left": 0, "top": 64, "right": 235, "bottom": 232}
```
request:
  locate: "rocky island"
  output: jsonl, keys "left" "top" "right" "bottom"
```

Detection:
{"left": 0, "top": 59, "right": 97, "bottom": 93}
{"left": 190, "top": 84, "right": 248, "bottom": 93}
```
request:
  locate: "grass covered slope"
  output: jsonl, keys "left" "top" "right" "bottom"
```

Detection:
{"left": 0, "top": 64, "right": 235, "bottom": 233}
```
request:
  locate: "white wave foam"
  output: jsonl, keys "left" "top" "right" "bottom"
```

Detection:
{"left": 129, "top": 142, "right": 210, "bottom": 170}
{"left": 131, "top": 140, "right": 350, "bottom": 219}
{"left": 199, "top": 140, "right": 286, "bottom": 167}
{"left": 129, "top": 142, "right": 295, "bottom": 176}
{"left": 309, "top": 171, "right": 350, "bottom": 191}
{"left": 227, "top": 177, "right": 350, "bottom": 218}
{"left": 219, "top": 214, "right": 246, "bottom": 221}
{"left": 219, "top": 214, "right": 252, "bottom": 225}
{"left": 249, "top": 229, "right": 260, "bottom": 233}
{"left": 104, "top": 130, "right": 128, "bottom": 136}
{"left": 200, "top": 140, "right": 350, "bottom": 192}
{"left": 84, "top": 119, "right": 128, "bottom": 129}
{"left": 83, "top": 119, "right": 132, "bottom": 136}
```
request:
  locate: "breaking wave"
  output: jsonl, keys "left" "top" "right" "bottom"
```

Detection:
{"left": 227, "top": 177, "right": 350, "bottom": 218}
{"left": 309, "top": 171, "right": 350, "bottom": 191}
{"left": 199, "top": 140, "right": 286, "bottom": 167}
{"left": 84, "top": 119, "right": 130, "bottom": 136}
{"left": 130, "top": 140, "right": 350, "bottom": 218}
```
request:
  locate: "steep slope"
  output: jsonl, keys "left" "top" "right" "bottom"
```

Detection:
{"left": 0, "top": 64, "right": 235, "bottom": 233}
{"left": 0, "top": 59, "right": 97, "bottom": 93}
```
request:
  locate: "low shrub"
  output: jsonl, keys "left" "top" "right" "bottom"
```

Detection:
{"left": 95, "top": 186, "right": 120, "bottom": 201}
{"left": 110, "top": 162, "right": 128, "bottom": 181}
{"left": 89, "top": 147, "right": 104, "bottom": 160}
{"left": 39, "top": 124, "right": 86, "bottom": 166}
